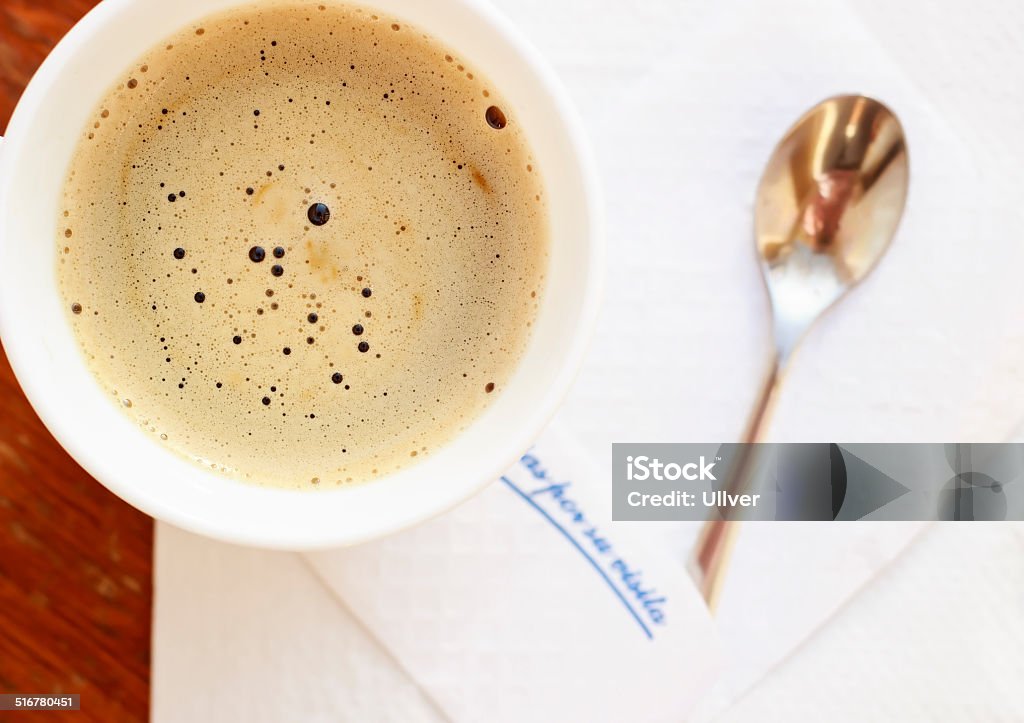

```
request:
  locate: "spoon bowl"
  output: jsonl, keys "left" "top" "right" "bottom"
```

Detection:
{"left": 755, "top": 95, "right": 909, "bottom": 359}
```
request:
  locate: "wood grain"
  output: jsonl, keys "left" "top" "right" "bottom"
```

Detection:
{"left": 0, "top": 2, "right": 153, "bottom": 721}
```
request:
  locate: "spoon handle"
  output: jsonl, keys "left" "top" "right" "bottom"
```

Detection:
{"left": 737, "top": 355, "right": 781, "bottom": 446}
{"left": 690, "top": 355, "right": 783, "bottom": 610}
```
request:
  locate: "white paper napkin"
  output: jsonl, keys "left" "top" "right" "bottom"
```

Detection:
{"left": 153, "top": 425, "right": 721, "bottom": 722}
{"left": 151, "top": 527, "right": 444, "bottom": 723}
{"left": 305, "top": 425, "right": 720, "bottom": 722}
{"left": 717, "top": 523, "right": 1024, "bottom": 722}
{"left": 522, "top": 0, "right": 991, "bottom": 714}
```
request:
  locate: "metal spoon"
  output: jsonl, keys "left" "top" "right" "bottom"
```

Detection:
{"left": 690, "top": 95, "right": 909, "bottom": 610}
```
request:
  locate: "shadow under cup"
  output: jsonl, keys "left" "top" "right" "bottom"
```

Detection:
{"left": 0, "top": 0, "right": 602, "bottom": 549}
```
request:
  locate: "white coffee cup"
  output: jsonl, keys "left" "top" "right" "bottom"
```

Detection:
{"left": 0, "top": 0, "right": 602, "bottom": 549}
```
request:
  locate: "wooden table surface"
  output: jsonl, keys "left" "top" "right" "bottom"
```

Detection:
{"left": 0, "top": 3, "right": 153, "bottom": 721}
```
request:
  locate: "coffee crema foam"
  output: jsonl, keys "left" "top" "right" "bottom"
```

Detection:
{"left": 58, "top": 1, "right": 548, "bottom": 489}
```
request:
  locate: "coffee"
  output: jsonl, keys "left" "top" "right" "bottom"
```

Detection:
{"left": 58, "top": 1, "right": 548, "bottom": 488}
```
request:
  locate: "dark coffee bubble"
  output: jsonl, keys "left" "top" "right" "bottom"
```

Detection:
{"left": 233, "top": 335, "right": 242, "bottom": 345}
{"left": 273, "top": 246, "right": 285, "bottom": 258}
{"left": 271, "top": 264, "right": 284, "bottom": 277}
{"left": 361, "top": 287, "right": 372, "bottom": 298}
{"left": 358, "top": 341, "right": 369, "bottom": 353}
{"left": 254, "top": 109, "right": 260, "bottom": 116}
{"left": 307, "top": 313, "right": 318, "bottom": 323}
{"left": 167, "top": 193, "right": 177, "bottom": 202}
{"left": 283, "top": 347, "right": 291, "bottom": 355}
{"left": 485, "top": 105, "right": 507, "bottom": 129}
{"left": 485, "top": 382, "right": 495, "bottom": 393}
{"left": 352, "top": 323, "right": 364, "bottom": 335}
{"left": 194, "top": 292, "right": 206, "bottom": 303}
{"left": 331, "top": 372, "right": 343, "bottom": 384}
{"left": 173, "top": 247, "right": 186, "bottom": 259}
{"left": 262, "top": 396, "right": 271, "bottom": 405}
{"left": 278, "top": 164, "right": 285, "bottom": 171}
{"left": 246, "top": 187, "right": 254, "bottom": 195}
{"left": 306, "top": 336, "right": 315, "bottom": 345}
{"left": 71, "top": 302, "right": 83, "bottom": 315}
{"left": 307, "top": 203, "right": 330, "bottom": 226}
{"left": 249, "top": 246, "right": 266, "bottom": 262}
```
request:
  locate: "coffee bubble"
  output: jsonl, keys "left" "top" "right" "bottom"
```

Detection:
{"left": 485, "top": 106, "right": 507, "bottom": 129}
{"left": 307, "top": 203, "right": 330, "bottom": 226}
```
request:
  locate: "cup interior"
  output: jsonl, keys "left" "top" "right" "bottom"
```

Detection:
{"left": 0, "top": 0, "right": 601, "bottom": 548}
